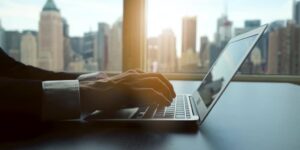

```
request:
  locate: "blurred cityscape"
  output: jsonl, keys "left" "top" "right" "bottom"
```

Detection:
{"left": 0, "top": 0, "right": 299, "bottom": 75}
{"left": 0, "top": 0, "right": 122, "bottom": 72}
{"left": 147, "top": 0, "right": 300, "bottom": 75}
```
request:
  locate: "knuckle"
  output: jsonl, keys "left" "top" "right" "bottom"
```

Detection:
{"left": 127, "top": 69, "right": 136, "bottom": 73}
{"left": 150, "top": 77, "right": 160, "bottom": 82}
{"left": 127, "top": 73, "right": 138, "bottom": 79}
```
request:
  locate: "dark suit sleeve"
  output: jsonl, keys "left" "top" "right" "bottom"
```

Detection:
{"left": 0, "top": 47, "right": 79, "bottom": 81}
{"left": 0, "top": 77, "right": 43, "bottom": 122}
{"left": 0, "top": 47, "right": 80, "bottom": 122}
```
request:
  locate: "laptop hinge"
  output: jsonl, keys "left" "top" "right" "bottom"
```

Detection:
{"left": 189, "top": 96, "right": 201, "bottom": 122}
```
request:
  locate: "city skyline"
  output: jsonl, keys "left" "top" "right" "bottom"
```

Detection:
{"left": 0, "top": 0, "right": 293, "bottom": 39}
{"left": 0, "top": 0, "right": 299, "bottom": 75}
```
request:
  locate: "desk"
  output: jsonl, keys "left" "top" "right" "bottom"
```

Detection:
{"left": 2, "top": 81, "right": 300, "bottom": 150}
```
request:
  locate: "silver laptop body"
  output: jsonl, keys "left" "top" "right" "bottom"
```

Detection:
{"left": 86, "top": 25, "right": 268, "bottom": 126}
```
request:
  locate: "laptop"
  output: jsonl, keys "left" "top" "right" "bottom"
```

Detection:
{"left": 85, "top": 25, "right": 268, "bottom": 127}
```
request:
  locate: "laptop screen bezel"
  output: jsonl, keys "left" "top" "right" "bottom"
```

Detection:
{"left": 192, "top": 25, "right": 268, "bottom": 124}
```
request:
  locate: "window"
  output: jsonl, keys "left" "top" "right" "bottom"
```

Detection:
{"left": 147, "top": 0, "right": 300, "bottom": 76}
{"left": 1, "top": 0, "right": 299, "bottom": 83}
{"left": 0, "top": 0, "right": 123, "bottom": 72}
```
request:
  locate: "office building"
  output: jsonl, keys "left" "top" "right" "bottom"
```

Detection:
{"left": 96, "top": 23, "right": 110, "bottom": 70}
{"left": 294, "top": 0, "right": 300, "bottom": 25}
{"left": 21, "top": 31, "right": 38, "bottom": 66}
{"left": 38, "top": 0, "right": 64, "bottom": 71}
{"left": 199, "top": 36, "right": 210, "bottom": 72}
{"left": 4, "top": 31, "right": 21, "bottom": 61}
{"left": 182, "top": 16, "right": 197, "bottom": 53}
{"left": 158, "top": 29, "right": 177, "bottom": 72}
{"left": 235, "top": 20, "right": 261, "bottom": 36}
{"left": 0, "top": 20, "right": 6, "bottom": 52}
{"left": 268, "top": 22, "right": 300, "bottom": 75}
{"left": 245, "top": 20, "right": 261, "bottom": 28}
{"left": 70, "top": 37, "right": 83, "bottom": 54}
{"left": 179, "top": 49, "right": 200, "bottom": 73}
{"left": 258, "top": 20, "right": 286, "bottom": 73}
{"left": 68, "top": 37, "right": 85, "bottom": 72}
{"left": 210, "top": 14, "right": 233, "bottom": 67}
{"left": 81, "top": 31, "right": 98, "bottom": 71}
{"left": 62, "top": 18, "right": 73, "bottom": 70}
{"left": 215, "top": 15, "right": 233, "bottom": 46}
{"left": 147, "top": 37, "right": 159, "bottom": 72}
{"left": 180, "top": 16, "right": 198, "bottom": 72}
{"left": 209, "top": 43, "right": 220, "bottom": 67}
{"left": 107, "top": 19, "right": 122, "bottom": 71}
{"left": 82, "top": 31, "right": 97, "bottom": 59}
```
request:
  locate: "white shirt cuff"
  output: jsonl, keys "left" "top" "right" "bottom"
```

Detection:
{"left": 42, "top": 80, "right": 80, "bottom": 121}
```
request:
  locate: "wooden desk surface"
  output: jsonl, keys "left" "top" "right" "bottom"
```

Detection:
{"left": 2, "top": 81, "right": 300, "bottom": 150}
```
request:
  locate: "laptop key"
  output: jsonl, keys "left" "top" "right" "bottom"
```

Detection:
{"left": 143, "top": 104, "right": 158, "bottom": 118}
{"left": 175, "top": 114, "right": 185, "bottom": 119}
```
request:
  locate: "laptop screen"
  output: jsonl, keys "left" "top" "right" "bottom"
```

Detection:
{"left": 197, "top": 35, "right": 258, "bottom": 108}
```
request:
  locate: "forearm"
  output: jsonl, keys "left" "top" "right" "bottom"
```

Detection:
{"left": 0, "top": 77, "right": 43, "bottom": 122}
{"left": 0, "top": 69, "right": 108, "bottom": 122}
{"left": 0, "top": 77, "right": 82, "bottom": 122}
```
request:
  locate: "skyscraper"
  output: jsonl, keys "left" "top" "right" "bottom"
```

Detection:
{"left": 107, "top": 19, "right": 122, "bottom": 71}
{"left": 209, "top": 14, "right": 233, "bottom": 68}
{"left": 38, "top": 0, "right": 64, "bottom": 71}
{"left": 147, "top": 37, "right": 159, "bottom": 72}
{"left": 245, "top": 20, "right": 261, "bottom": 28}
{"left": 82, "top": 31, "right": 98, "bottom": 71}
{"left": 215, "top": 15, "right": 233, "bottom": 46}
{"left": 62, "top": 18, "right": 73, "bottom": 70}
{"left": 96, "top": 23, "right": 110, "bottom": 70}
{"left": 5, "top": 31, "right": 21, "bottom": 61}
{"left": 21, "top": 31, "right": 38, "bottom": 66}
{"left": 235, "top": 20, "right": 261, "bottom": 36}
{"left": 82, "top": 31, "right": 97, "bottom": 59}
{"left": 182, "top": 16, "right": 197, "bottom": 53}
{"left": 268, "top": 22, "right": 300, "bottom": 75}
{"left": 70, "top": 37, "right": 83, "bottom": 54}
{"left": 158, "top": 29, "right": 177, "bottom": 72}
{"left": 199, "top": 36, "right": 210, "bottom": 72}
{"left": 294, "top": 0, "right": 300, "bottom": 25}
{"left": 0, "top": 20, "right": 6, "bottom": 52}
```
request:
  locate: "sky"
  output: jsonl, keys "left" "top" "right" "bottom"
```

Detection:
{"left": 0, "top": 0, "right": 293, "bottom": 55}
{"left": 0, "top": 0, "right": 123, "bottom": 36}
{"left": 148, "top": 0, "right": 293, "bottom": 39}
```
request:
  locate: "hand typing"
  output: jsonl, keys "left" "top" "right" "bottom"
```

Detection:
{"left": 80, "top": 70, "right": 176, "bottom": 113}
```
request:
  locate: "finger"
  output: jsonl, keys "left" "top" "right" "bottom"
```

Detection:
{"left": 132, "top": 88, "right": 171, "bottom": 106}
{"left": 126, "top": 69, "right": 144, "bottom": 74}
{"left": 140, "top": 73, "right": 176, "bottom": 98}
{"left": 126, "top": 69, "right": 139, "bottom": 74}
{"left": 126, "top": 77, "right": 173, "bottom": 101}
{"left": 109, "top": 72, "right": 140, "bottom": 83}
{"left": 134, "top": 69, "right": 144, "bottom": 73}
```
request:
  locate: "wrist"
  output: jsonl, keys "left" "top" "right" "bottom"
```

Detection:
{"left": 80, "top": 81, "right": 93, "bottom": 113}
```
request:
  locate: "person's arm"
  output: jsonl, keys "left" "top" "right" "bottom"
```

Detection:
{"left": 0, "top": 47, "right": 97, "bottom": 122}
{"left": 0, "top": 47, "right": 176, "bottom": 122}
{"left": 0, "top": 77, "right": 43, "bottom": 122}
{"left": 0, "top": 71, "right": 176, "bottom": 122}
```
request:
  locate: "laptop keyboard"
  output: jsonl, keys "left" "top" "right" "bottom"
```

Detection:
{"left": 133, "top": 95, "right": 192, "bottom": 119}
